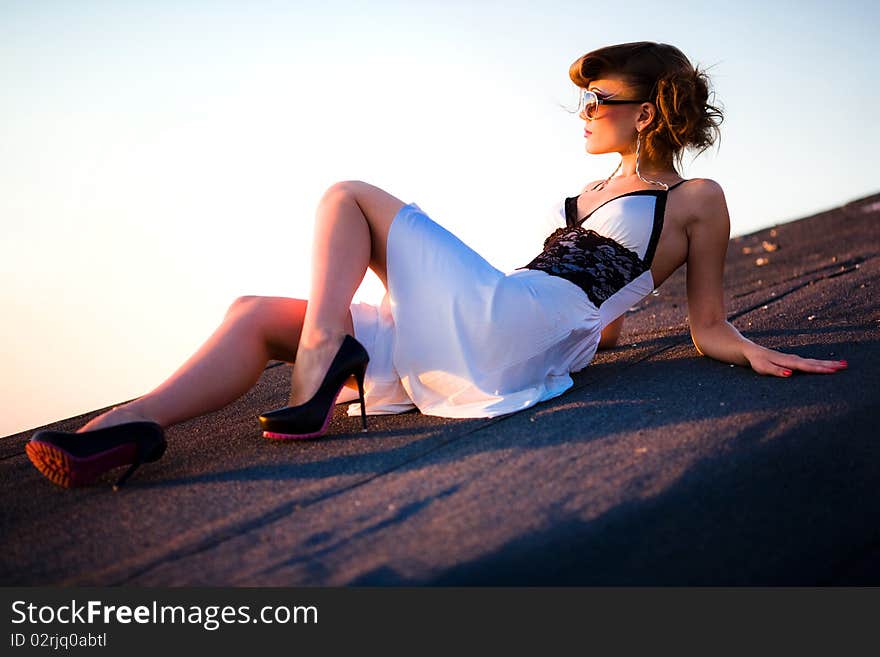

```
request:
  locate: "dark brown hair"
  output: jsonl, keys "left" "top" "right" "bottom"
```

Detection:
{"left": 569, "top": 41, "right": 723, "bottom": 168}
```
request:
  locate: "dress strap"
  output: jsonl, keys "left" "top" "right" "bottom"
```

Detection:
{"left": 564, "top": 196, "right": 579, "bottom": 227}
{"left": 667, "top": 178, "right": 690, "bottom": 191}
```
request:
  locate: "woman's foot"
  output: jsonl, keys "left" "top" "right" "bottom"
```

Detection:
{"left": 259, "top": 333, "right": 370, "bottom": 439}
{"left": 76, "top": 403, "right": 158, "bottom": 434}
{"left": 29, "top": 410, "right": 167, "bottom": 488}
{"left": 288, "top": 329, "right": 348, "bottom": 407}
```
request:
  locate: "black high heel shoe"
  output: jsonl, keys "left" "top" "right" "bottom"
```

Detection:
{"left": 259, "top": 333, "right": 370, "bottom": 439}
{"left": 25, "top": 421, "right": 166, "bottom": 490}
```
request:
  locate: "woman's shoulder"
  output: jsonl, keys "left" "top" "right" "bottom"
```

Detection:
{"left": 680, "top": 177, "right": 725, "bottom": 194}
{"left": 677, "top": 178, "right": 728, "bottom": 221}
{"left": 679, "top": 177, "right": 726, "bottom": 201}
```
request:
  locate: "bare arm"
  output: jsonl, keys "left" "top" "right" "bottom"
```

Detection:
{"left": 598, "top": 316, "right": 623, "bottom": 349}
{"left": 685, "top": 181, "right": 847, "bottom": 376}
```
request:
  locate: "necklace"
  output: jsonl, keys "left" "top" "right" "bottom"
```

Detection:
{"left": 591, "top": 162, "right": 677, "bottom": 192}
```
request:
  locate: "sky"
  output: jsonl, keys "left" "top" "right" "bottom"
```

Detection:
{"left": 1, "top": 0, "right": 878, "bottom": 437}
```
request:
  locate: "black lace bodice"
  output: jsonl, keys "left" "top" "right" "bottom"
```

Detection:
{"left": 517, "top": 226, "right": 647, "bottom": 307}
{"left": 515, "top": 183, "right": 687, "bottom": 307}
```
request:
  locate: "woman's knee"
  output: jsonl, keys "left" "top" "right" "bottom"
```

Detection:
{"left": 224, "top": 296, "right": 307, "bottom": 361}
{"left": 226, "top": 295, "right": 300, "bottom": 323}
{"left": 320, "top": 180, "right": 367, "bottom": 207}
{"left": 225, "top": 295, "right": 262, "bottom": 317}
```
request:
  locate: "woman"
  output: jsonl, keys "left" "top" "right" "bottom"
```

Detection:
{"left": 26, "top": 41, "right": 847, "bottom": 489}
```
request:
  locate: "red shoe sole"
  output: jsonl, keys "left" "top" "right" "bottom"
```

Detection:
{"left": 25, "top": 439, "right": 138, "bottom": 488}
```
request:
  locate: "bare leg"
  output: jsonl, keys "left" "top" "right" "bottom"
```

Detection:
{"left": 287, "top": 182, "right": 403, "bottom": 406}
{"left": 77, "top": 177, "right": 404, "bottom": 432}
{"left": 76, "top": 297, "right": 354, "bottom": 433}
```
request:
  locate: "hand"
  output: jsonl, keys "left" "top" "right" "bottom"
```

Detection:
{"left": 745, "top": 344, "right": 848, "bottom": 377}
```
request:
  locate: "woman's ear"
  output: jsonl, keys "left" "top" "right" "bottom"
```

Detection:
{"left": 636, "top": 102, "right": 656, "bottom": 132}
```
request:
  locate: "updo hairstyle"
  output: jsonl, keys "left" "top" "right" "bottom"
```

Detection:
{"left": 569, "top": 42, "right": 724, "bottom": 168}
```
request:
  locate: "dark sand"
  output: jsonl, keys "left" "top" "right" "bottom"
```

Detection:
{"left": 2, "top": 191, "right": 878, "bottom": 585}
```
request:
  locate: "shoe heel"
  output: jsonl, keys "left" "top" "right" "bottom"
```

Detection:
{"left": 113, "top": 433, "right": 167, "bottom": 491}
{"left": 112, "top": 459, "right": 143, "bottom": 491}
{"left": 354, "top": 363, "right": 368, "bottom": 433}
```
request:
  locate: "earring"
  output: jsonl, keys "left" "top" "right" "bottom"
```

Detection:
{"left": 635, "top": 130, "right": 669, "bottom": 190}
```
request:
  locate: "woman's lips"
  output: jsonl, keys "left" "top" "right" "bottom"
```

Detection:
{"left": 584, "top": 130, "right": 592, "bottom": 137}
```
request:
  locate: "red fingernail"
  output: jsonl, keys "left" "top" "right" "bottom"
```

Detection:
{"left": 782, "top": 369, "right": 792, "bottom": 376}
{"left": 838, "top": 360, "right": 847, "bottom": 366}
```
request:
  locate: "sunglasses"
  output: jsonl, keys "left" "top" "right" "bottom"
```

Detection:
{"left": 577, "top": 89, "right": 649, "bottom": 119}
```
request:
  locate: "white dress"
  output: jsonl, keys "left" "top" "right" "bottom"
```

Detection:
{"left": 342, "top": 200, "right": 604, "bottom": 419}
